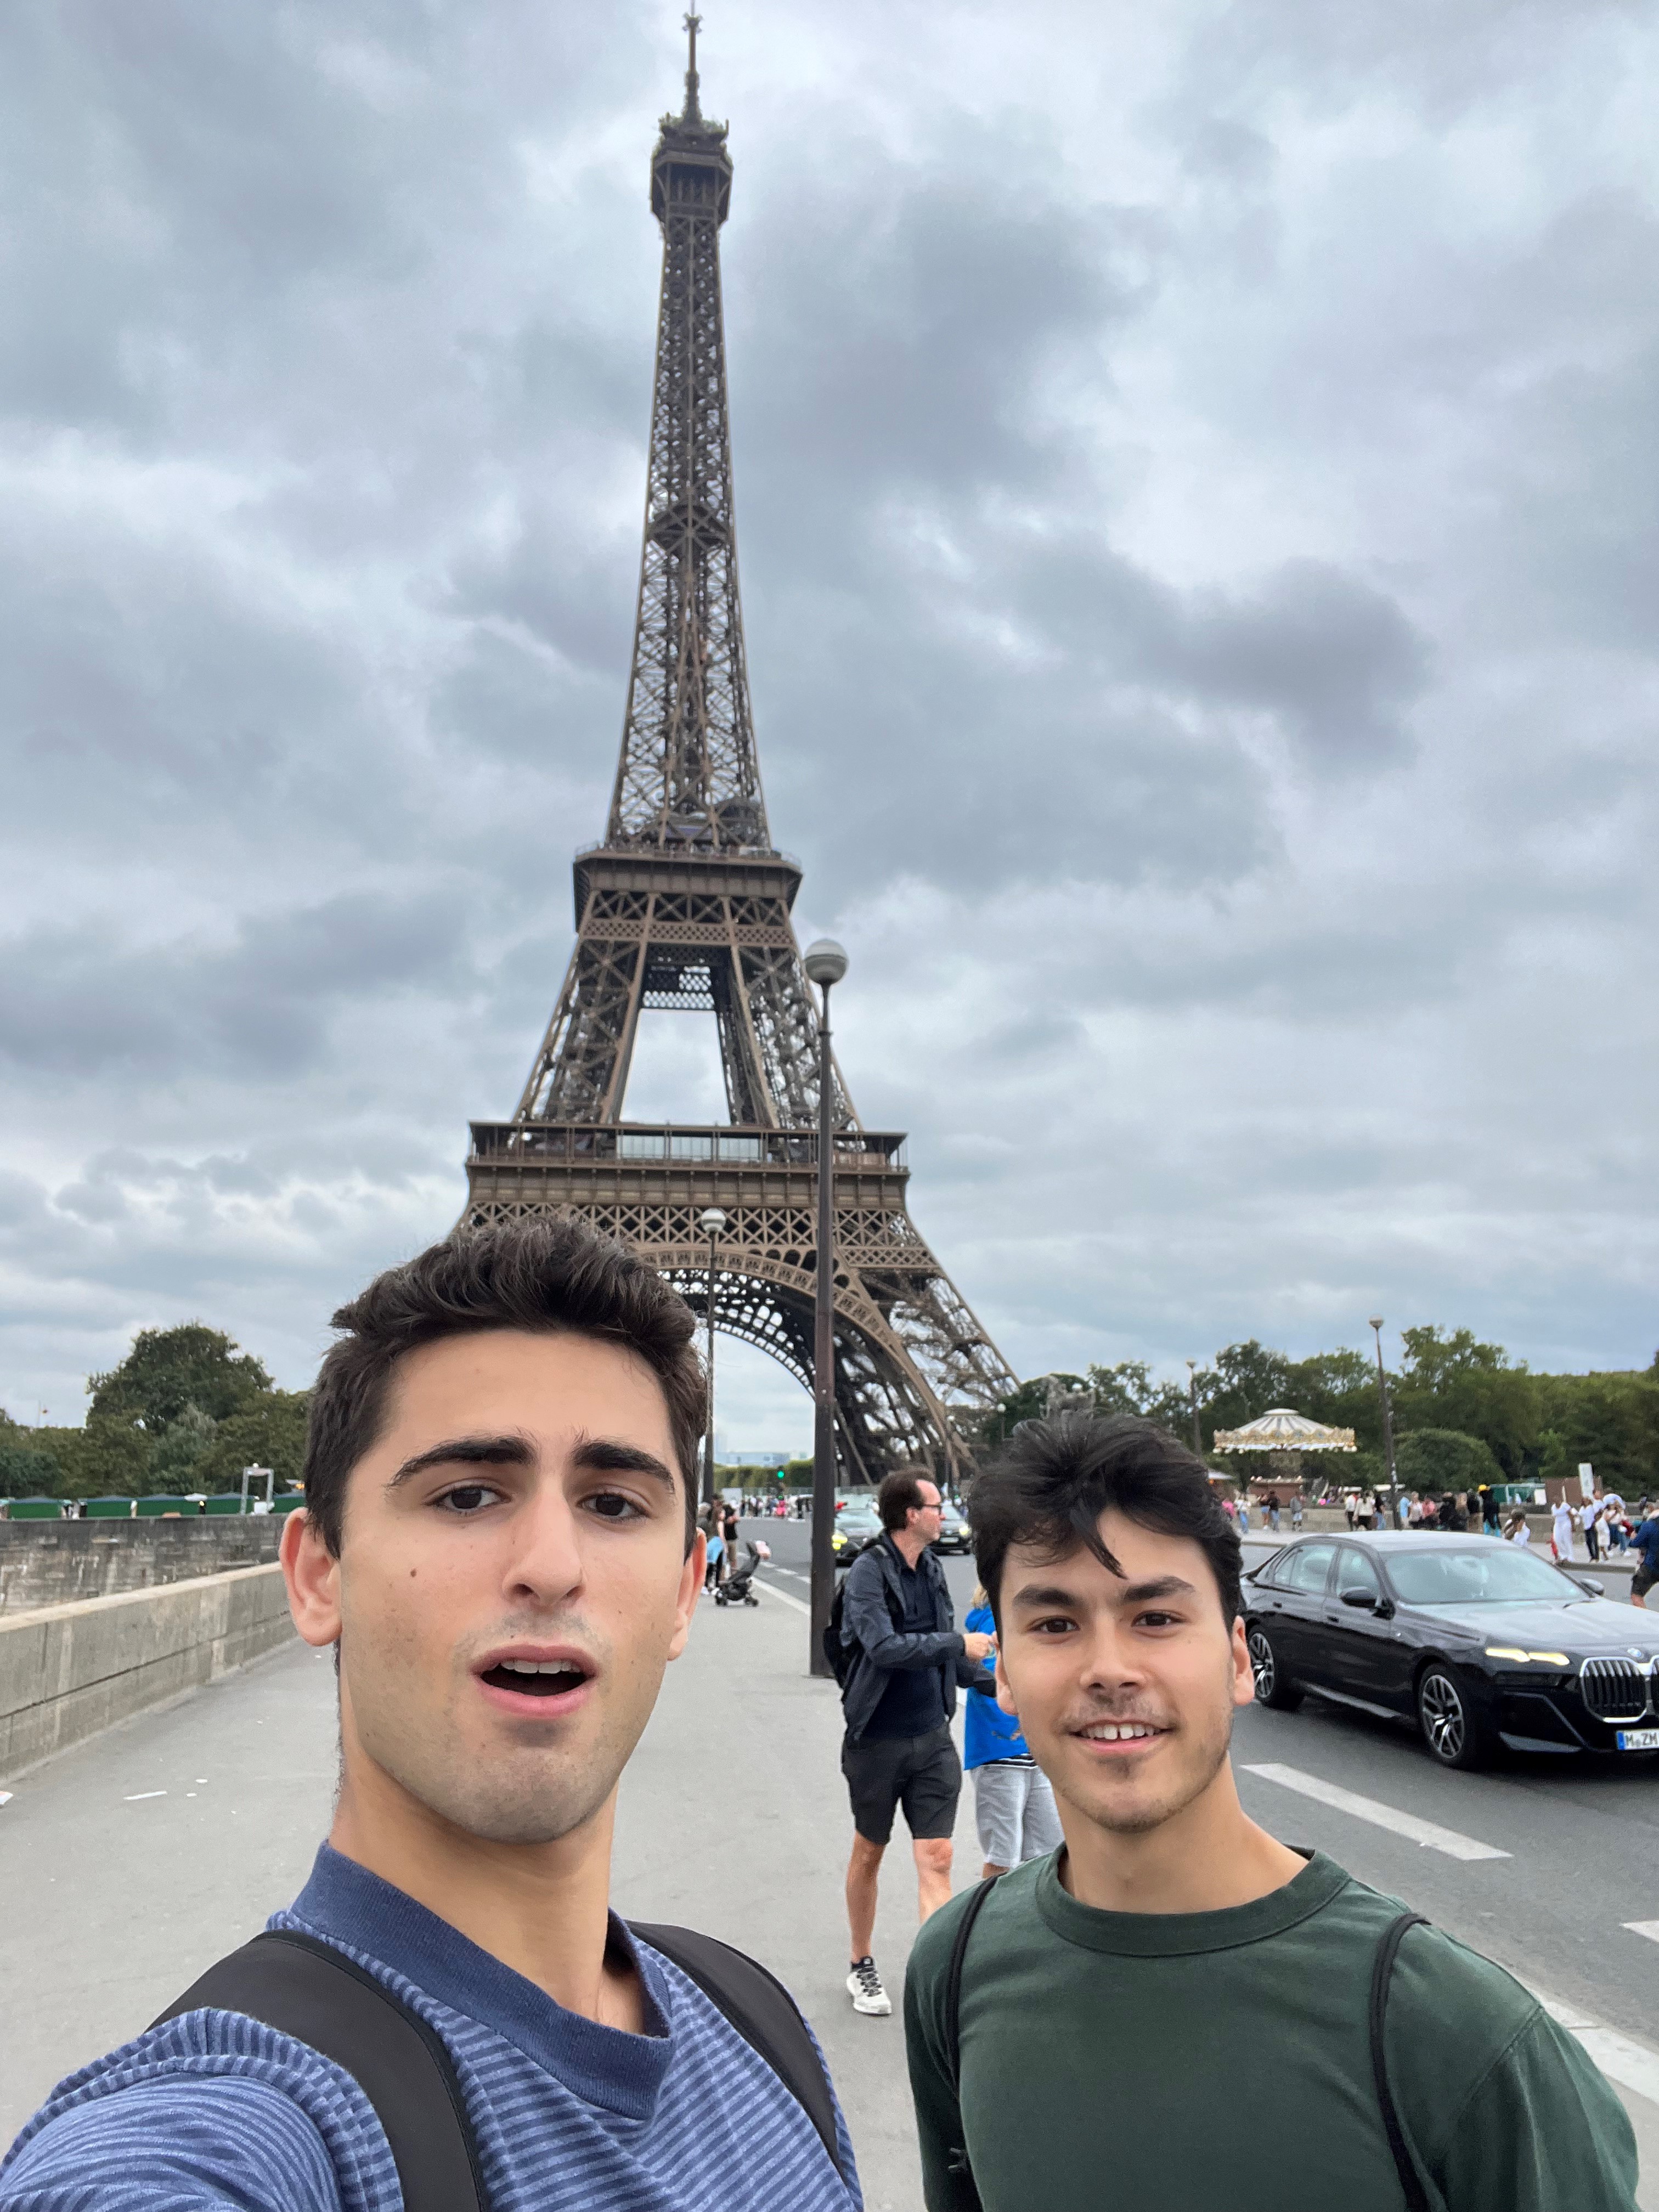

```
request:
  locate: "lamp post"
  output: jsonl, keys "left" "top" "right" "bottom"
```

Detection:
{"left": 803, "top": 936, "right": 848, "bottom": 1678}
{"left": 1368, "top": 1315, "right": 1399, "bottom": 1525}
{"left": 1185, "top": 1359, "right": 1202, "bottom": 1457}
{"left": 698, "top": 1208, "right": 728, "bottom": 1508}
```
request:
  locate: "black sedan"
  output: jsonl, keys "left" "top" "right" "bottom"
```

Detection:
{"left": 1243, "top": 1532, "right": 1659, "bottom": 1770}
{"left": 932, "top": 1504, "right": 973, "bottom": 1556}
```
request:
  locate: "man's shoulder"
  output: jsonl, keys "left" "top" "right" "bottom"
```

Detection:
{"left": 909, "top": 1864, "right": 1042, "bottom": 2004}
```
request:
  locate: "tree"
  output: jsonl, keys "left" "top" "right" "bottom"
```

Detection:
{"left": 1393, "top": 1429, "right": 1503, "bottom": 1494}
{"left": 0, "top": 1436, "right": 60, "bottom": 1498}
{"left": 1392, "top": 1327, "right": 1538, "bottom": 1480}
{"left": 88, "top": 1325, "right": 273, "bottom": 1434}
{"left": 194, "top": 1392, "right": 311, "bottom": 1493}
{"left": 40, "top": 1419, "right": 154, "bottom": 1499}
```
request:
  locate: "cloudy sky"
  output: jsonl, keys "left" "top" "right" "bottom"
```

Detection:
{"left": 2, "top": 0, "right": 1655, "bottom": 1446}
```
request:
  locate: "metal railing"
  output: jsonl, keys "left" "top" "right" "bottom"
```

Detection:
{"left": 469, "top": 1121, "right": 907, "bottom": 1170}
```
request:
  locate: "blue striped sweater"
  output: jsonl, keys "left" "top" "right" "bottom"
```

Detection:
{"left": 2, "top": 1845, "right": 862, "bottom": 2212}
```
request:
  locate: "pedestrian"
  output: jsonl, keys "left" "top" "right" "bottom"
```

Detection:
{"left": 721, "top": 1496, "right": 740, "bottom": 1565}
{"left": 1396, "top": 1491, "right": 1410, "bottom": 1527}
{"left": 1505, "top": 1508, "right": 1531, "bottom": 1545}
{"left": 962, "top": 1585, "right": 1063, "bottom": 1878}
{"left": 1290, "top": 1493, "right": 1304, "bottom": 1533}
{"left": 1551, "top": 1493, "right": 1576, "bottom": 1563}
{"left": 1343, "top": 1489, "right": 1357, "bottom": 1530}
{"left": 1, "top": 1218, "right": 860, "bottom": 2212}
{"left": 703, "top": 1502, "right": 726, "bottom": 1591}
{"left": 1581, "top": 1498, "right": 1602, "bottom": 1564}
{"left": 836, "top": 1469, "right": 992, "bottom": 2019}
{"left": 904, "top": 1413, "right": 1639, "bottom": 2212}
{"left": 1408, "top": 1492, "right": 1424, "bottom": 1528}
{"left": 1480, "top": 1483, "right": 1500, "bottom": 1534}
{"left": 1267, "top": 1496, "right": 1280, "bottom": 1533}
{"left": 1630, "top": 1509, "right": 1659, "bottom": 1611}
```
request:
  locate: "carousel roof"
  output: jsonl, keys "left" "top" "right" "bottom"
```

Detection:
{"left": 1211, "top": 1406, "right": 1357, "bottom": 1453}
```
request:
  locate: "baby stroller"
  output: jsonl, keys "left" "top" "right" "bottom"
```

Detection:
{"left": 715, "top": 1538, "right": 769, "bottom": 1606}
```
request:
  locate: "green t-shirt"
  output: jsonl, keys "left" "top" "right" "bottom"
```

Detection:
{"left": 904, "top": 1848, "right": 1638, "bottom": 2212}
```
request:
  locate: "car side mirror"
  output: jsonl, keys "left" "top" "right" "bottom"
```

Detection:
{"left": 1340, "top": 1589, "right": 1377, "bottom": 1610}
{"left": 1571, "top": 1576, "right": 1605, "bottom": 1598}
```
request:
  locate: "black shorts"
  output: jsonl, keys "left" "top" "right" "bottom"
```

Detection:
{"left": 842, "top": 1723, "right": 961, "bottom": 1846}
{"left": 1634, "top": 1564, "right": 1656, "bottom": 1599}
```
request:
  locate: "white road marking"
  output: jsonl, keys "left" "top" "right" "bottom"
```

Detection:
{"left": 0, "top": 1791, "right": 12, "bottom": 1807}
{"left": 1623, "top": 1921, "right": 1659, "bottom": 1945}
{"left": 122, "top": 1790, "right": 167, "bottom": 1802}
{"left": 1240, "top": 1763, "right": 1510, "bottom": 1861}
{"left": 1521, "top": 1978, "right": 1659, "bottom": 2110}
{"left": 754, "top": 1575, "right": 811, "bottom": 1616}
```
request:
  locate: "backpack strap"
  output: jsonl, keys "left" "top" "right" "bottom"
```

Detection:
{"left": 938, "top": 1874, "right": 999, "bottom": 2212}
{"left": 1369, "top": 1911, "right": 1432, "bottom": 2212}
{"left": 153, "top": 1928, "right": 487, "bottom": 2212}
{"left": 630, "top": 1922, "right": 845, "bottom": 2181}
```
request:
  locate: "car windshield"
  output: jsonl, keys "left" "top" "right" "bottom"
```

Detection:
{"left": 1386, "top": 1548, "right": 1579, "bottom": 1605}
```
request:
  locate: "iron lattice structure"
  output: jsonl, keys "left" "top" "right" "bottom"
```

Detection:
{"left": 464, "top": 29, "right": 1015, "bottom": 1482}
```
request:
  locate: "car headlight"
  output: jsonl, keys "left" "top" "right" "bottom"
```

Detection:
{"left": 1485, "top": 1646, "right": 1570, "bottom": 1664}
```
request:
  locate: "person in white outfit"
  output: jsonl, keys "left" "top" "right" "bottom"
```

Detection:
{"left": 1551, "top": 1496, "right": 1576, "bottom": 1562}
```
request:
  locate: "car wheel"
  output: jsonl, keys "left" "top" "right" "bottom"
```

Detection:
{"left": 1416, "top": 1664, "right": 1496, "bottom": 1770}
{"left": 1247, "top": 1626, "right": 1303, "bottom": 1711}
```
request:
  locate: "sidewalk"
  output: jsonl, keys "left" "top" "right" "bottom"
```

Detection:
{"left": 612, "top": 1577, "right": 960, "bottom": 2212}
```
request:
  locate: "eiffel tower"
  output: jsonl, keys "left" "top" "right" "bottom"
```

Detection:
{"left": 462, "top": 20, "right": 1015, "bottom": 1482}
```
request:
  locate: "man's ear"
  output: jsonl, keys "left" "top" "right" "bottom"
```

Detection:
{"left": 1230, "top": 1615, "right": 1255, "bottom": 1707}
{"left": 994, "top": 1644, "right": 1019, "bottom": 1718}
{"left": 282, "top": 1508, "right": 342, "bottom": 1650}
{"left": 667, "top": 1531, "right": 706, "bottom": 1661}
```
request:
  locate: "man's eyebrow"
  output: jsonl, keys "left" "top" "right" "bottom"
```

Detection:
{"left": 1006, "top": 1573, "right": 1199, "bottom": 1611}
{"left": 386, "top": 1435, "right": 534, "bottom": 1488}
{"left": 570, "top": 1437, "right": 679, "bottom": 1496}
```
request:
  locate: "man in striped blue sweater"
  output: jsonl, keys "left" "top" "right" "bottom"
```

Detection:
{"left": 2, "top": 1220, "right": 861, "bottom": 2212}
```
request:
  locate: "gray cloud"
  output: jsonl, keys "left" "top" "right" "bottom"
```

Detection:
{"left": 0, "top": 0, "right": 1654, "bottom": 1436}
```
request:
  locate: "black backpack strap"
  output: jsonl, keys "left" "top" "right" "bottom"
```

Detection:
{"left": 630, "top": 1922, "right": 844, "bottom": 2181}
{"left": 1369, "top": 1912, "right": 1432, "bottom": 2212}
{"left": 153, "top": 1928, "right": 487, "bottom": 2212}
{"left": 938, "top": 1875, "right": 999, "bottom": 2212}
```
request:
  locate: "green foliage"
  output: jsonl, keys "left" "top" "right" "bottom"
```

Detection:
{"left": 40, "top": 1419, "right": 154, "bottom": 1499}
{"left": 0, "top": 1436, "right": 60, "bottom": 1498}
{"left": 88, "top": 1324, "right": 273, "bottom": 1434}
{"left": 983, "top": 1324, "right": 1659, "bottom": 1493}
{"left": 194, "top": 1392, "right": 311, "bottom": 1494}
{"left": 1393, "top": 1429, "right": 1503, "bottom": 1494}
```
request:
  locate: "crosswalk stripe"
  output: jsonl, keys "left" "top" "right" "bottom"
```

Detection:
{"left": 1240, "top": 1763, "right": 1510, "bottom": 1861}
{"left": 753, "top": 1573, "right": 811, "bottom": 1616}
{"left": 1622, "top": 1920, "right": 1659, "bottom": 1945}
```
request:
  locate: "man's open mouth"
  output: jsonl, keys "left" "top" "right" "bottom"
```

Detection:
{"left": 1074, "top": 1719, "right": 1168, "bottom": 1748}
{"left": 478, "top": 1657, "right": 592, "bottom": 1698}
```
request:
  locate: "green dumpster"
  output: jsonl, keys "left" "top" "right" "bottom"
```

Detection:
{"left": 270, "top": 1493, "right": 307, "bottom": 1517}
{"left": 83, "top": 1497, "right": 136, "bottom": 1519}
{"left": 3, "top": 1496, "right": 64, "bottom": 1520}
{"left": 201, "top": 1492, "right": 247, "bottom": 1516}
{"left": 134, "top": 1495, "right": 202, "bottom": 1518}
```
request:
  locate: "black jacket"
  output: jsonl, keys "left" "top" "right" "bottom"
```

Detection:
{"left": 838, "top": 1533, "right": 980, "bottom": 1745}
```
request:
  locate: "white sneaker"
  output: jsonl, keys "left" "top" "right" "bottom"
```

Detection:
{"left": 847, "top": 1957, "right": 891, "bottom": 2016}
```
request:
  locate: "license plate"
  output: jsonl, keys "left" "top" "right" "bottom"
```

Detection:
{"left": 1615, "top": 1728, "right": 1659, "bottom": 1751}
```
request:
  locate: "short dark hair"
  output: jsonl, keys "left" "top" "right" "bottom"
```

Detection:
{"left": 877, "top": 1469, "right": 932, "bottom": 1531}
{"left": 303, "top": 1217, "right": 706, "bottom": 1556}
{"left": 970, "top": 1413, "right": 1241, "bottom": 1628}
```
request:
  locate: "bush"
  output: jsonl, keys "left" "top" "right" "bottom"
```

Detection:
{"left": 1393, "top": 1429, "right": 1502, "bottom": 1494}
{"left": 0, "top": 1438, "right": 60, "bottom": 1498}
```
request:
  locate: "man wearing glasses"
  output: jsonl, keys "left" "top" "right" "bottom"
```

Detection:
{"left": 836, "top": 1471, "right": 993, "bottom": 2018}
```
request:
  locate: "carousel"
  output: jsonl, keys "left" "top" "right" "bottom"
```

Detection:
{"left": 1210, "top": 1407, "right": 1357, "bottom": 1506}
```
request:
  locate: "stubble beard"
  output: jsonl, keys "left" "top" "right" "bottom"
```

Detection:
{"left": 1052, "top": 1698, "right": 1234, "bottom": 1839}
{"left": 343, "top": 1619, "right": 654, "bottom": 1848}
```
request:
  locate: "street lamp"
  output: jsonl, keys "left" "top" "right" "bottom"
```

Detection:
{"left": 1368, "top": 1315, "right": 1400, "bottom": 1525}
{"left": 803, "top": 935, "right": 848, "bottom": 1679}
{"left": 699, "top": 1207, "right": 728, "bottom": 1509}
{"left": 1185, "top": 1359, "right": 1202, "bottom": 1457}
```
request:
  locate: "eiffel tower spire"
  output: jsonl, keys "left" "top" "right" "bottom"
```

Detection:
{"left": 463, "top": 35, "right": 1017, "bottom": 1483}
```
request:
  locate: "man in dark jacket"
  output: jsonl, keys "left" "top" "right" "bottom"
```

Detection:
{"left": 837, "top": 1469, "right": 993, "bottom": 2018}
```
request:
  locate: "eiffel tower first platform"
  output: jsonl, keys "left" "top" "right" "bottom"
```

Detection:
{"left": 461, "top": 24, "right": 1015, "bottom": 1483}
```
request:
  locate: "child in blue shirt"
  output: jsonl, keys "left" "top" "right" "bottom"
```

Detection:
{"left": 963, "top": 1589, "right": 1063, "bottom": 1876}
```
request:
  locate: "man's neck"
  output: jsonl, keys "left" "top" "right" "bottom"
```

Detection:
{"left": 328, "top": 1762, "right": 642, "bottom": 2032}
{"left": 889, "top": 1526, "right": 928, "bottom": 1570}
{"left": 1057, "top": 1757, "right": 1307, "bottom": 1916}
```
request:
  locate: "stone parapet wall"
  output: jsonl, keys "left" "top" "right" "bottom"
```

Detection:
{"left": 0, "top": 1564, "right": 297, "bottom": 1780}
{"left": 0, "top": 1518, "right": 286, "bottom": 1616}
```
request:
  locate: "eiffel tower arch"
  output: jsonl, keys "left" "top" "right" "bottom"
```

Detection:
{"left": 462, "top": 26, "right": 1015, "bottom": 1483}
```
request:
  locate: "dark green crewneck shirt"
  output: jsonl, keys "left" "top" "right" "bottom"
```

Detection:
{"left": 904, "top": 1848, "right": 1637, "bottom": 2212}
